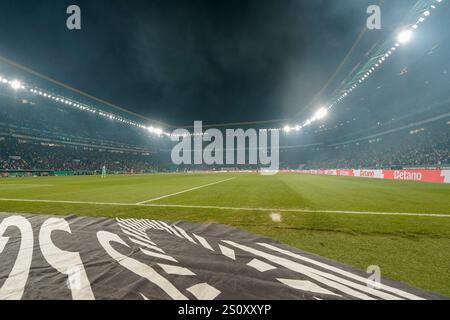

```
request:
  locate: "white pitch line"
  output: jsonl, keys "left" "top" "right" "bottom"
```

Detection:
{"left": 0, "top": 184, "right": 54, "bottom": 187}
{"left": 136, "top": 177, "right": 236, "bottom": 204}
{"left": 0, "top": 198, "right": 449, "bottom": 218}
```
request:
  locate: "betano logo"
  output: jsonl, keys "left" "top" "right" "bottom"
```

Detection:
{"left": 170, "top": 121, "right": 279, "bottom": 174}
{"left": 360, "top": 170, "right": 376, "bottom": 177}
{"left": 394, "top": 171, "right": 423, "bottom": 181}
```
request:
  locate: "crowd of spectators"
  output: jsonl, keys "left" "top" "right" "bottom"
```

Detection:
{"left": 1, "top": 92, "right": 448, "bottom": 173}
{"left": 2, "top": 126, "right": 448, "bottom": 172}
{"left": 0, "top": 137, "right": 159, "bottom": 173}
{"left": 0, "top": 94, "right": 165, "bottom": 173}
{"left": 295, "top": 123, "right": 450, "bottom": 169}
{"left": 0, "top": 94, "right": 162, "bottom": 150}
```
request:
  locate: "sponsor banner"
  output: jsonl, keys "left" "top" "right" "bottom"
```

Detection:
{"left": 384, "top": 169, "right": 445, "bottom": 183}
{"left": 354, "top": 170, "right": 384, "bottom": 179}
{"left": 0, "top": 212, "right": 442, "bottom": 300}
{"left": 337, "top": 169, "right": 354, "bottom": 177}
{"left": 442, "top": 170, "right": 450, "bottom": 183}
{"left": 299, "top": 169, "right": 450, "bottom": 184}
{"left": 325, "top": 169, "right": 337, "bottom": 176}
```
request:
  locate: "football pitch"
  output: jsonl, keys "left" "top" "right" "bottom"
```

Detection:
{"left": 0, "top": 172, "right": 449, "bottom": 296}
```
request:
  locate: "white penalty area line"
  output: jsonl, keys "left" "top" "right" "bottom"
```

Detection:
{"left": 136, "top": 177, "right": 237, "bottom": 204}
{"left": 0, "top": 198, "right": 449, "bottom": 218}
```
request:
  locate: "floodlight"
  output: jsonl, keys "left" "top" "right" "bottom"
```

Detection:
{"left": 397, "top": 29, "right": 413, "bottom": 44}
{"left": 283, "top": 125, "right": 291, "bottom": 133}
{"left": 314, "top": 107, "right": 328, "bottom": 120}
{"left": 10, "top": 80, "right": 22, "bottom": 90}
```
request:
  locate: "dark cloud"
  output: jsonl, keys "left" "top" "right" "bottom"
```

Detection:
{"left": 0, "top": 0, "right": 386, "bottom": 126}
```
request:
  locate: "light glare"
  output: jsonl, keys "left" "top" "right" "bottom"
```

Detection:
{"left": 397, "top": 29, "right": 413, "bottom": 44}
{"left": 10, "top": 80, "right": 21, "bottom": 90}
{"left": 314, "top": 107, "right": 328, "bottom": 120}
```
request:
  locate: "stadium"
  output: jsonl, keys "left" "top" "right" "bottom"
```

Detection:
{"left": 0, "top": 0, "right": 449, "bottom": 303}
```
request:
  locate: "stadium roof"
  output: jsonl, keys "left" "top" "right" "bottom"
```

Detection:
{"left": 0, "top": 0, "right": 448, "bottom": 139}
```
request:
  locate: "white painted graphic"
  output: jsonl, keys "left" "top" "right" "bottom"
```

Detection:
{"left": 97, "top": 230, "right": 188, "bottom": 300}
{"left": 247, "top": 258, "right": 277, "bottom": 272}
{"left": 186, "top": 283, "right": 221, "bottom": 300}
{"left": 0, "top": 214, "right": 440, "bottom": 300}
{"left": 278, "top": 278, "right": 340, "bottom": 297}
{"left": 39, "top": 218, "right": 94, "bottom": 300}
{"left": 0, "top": 216, "right": 33, "bottom": 300}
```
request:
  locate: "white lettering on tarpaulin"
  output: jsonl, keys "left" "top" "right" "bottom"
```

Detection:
{"left": 0, "top": 216, "right": 33, "bottom": 300}
{"left": 96, "top": 230, "right": 188, "bottom": 300}
{"left": 222, "top": 240, "right": 408, "bottom": 300}
{"left": 39, "top": 218, "right": 95, "bottom": 300}
{"left": 0, "top": 214, "right": 441, "bottom": 300}
{"left": 367, "top": 265, "right": 381, "bottom": 290}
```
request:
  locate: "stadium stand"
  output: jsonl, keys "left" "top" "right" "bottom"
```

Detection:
{"left": 280, "top": 120, "right": 450, "bottom": 170}
{"left": 0, "top": 137, "right": 158, "bottom": 173}
{"left": 305, "top": 123, "right": 449, "bottom": 169}
{"left": 0, "top": 93, "right": 161, "bottom": 174}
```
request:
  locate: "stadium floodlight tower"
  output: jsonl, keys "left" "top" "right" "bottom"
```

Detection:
{"left": 397, "top": 29, "right": 413, "bottom": 44}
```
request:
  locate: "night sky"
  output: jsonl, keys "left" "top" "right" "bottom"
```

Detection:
{"left": 0, "top": 0, "right": 417, "bottom": 127}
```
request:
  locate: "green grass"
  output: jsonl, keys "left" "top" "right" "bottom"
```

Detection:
{"left": 0, "top": 172, "right": 449, "bottom": 296}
